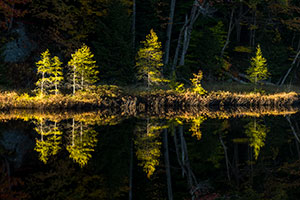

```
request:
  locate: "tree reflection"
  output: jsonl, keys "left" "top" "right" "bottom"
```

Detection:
{"left": 189, "top": 116, "right": 206, "bottom": 140}
{"left": 34, "top": 118, "right": 62, "bottom": 164}
{"left": 66, "top": 119, "right": 98, "bottom": 167}
{"left": 134, "top": 118, "right": 166, "bottom": 178}
{"left": 34, "top": 116, "right": 98, "bottom": 167}
{"left": 245, "top": 119, "right": 269, "bottom": 160}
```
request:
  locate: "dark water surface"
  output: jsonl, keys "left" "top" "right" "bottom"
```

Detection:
{"left": 0, "top": 109, "right": 300, "bottom": 200}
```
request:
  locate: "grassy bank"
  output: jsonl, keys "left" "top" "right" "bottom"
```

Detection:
{"left": 0, "top": 85, "right": 299, "bottom": 110}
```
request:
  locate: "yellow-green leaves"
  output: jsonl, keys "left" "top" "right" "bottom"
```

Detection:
{"left": 245, "top": 119, "right": 269, "bottom": 160}
{"left": 136, "top": 29, "right": 164, "bottom": 88}
{"left": 247, "top": 44, "right": 270, "bottom": 85}
{"left": 35, "top": 50, "right": 63, "bottom": 96}
{"left": 68, "top": 44, "right": 99, "bottom": 94}
{"left": 190, "top": 70, "right": 207, "bottom": 95}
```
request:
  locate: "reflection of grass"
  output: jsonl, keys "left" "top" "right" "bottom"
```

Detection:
{"left": 0, "top": 86, "right": 299, "bottom": 109}
{"left": 0, "top": 110, "right": 123, "bottom": 125}
{"left": 0, "top": 106, "right": 297, "bottom": 124}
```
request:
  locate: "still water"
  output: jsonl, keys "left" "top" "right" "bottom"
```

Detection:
{"left": 0, "top": 109, "right": 300, "bottom": 200}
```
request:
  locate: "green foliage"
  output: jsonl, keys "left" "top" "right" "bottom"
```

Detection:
{"left": 189, "top": 116, "right": 207, "bottom": 140}
{"left": 34, "top": 119, "right": 62, "bottom": 164}
{"left": 247, "top": 44, "right": 270, "bottom": 85}
{"left": 93, "top": 0, "right": 134, "bottom": 85}
{"left": 190, "top": 70, "right": 207, "bottom": 95}
{"left": 136, "top": 29, "right": 165, "bottom": 88}
{"left": 185, "top": 20, "right": 226, "bottom": 76}
{"left": 49, "top": 56, "right": 64, "bottom": 95}
{"left": 35, "top": 49, "right": 52, "bottom": 96}
{"left": 135, "top": 120, "right": 163, "bottom": 178}
{"left": 168, "top": 71, "right": 185, "bottom": 93}
{"left": 66, "top": 121, "right": 98, "bottom": 167}
{"left": 35, "top": 50, "right": 64, "bottom": 96}
{"left": 68, "top": 44, "right": 99, "bottom": 94}
{"left": 245, "top": 119, "right": 269, "bottom": 160}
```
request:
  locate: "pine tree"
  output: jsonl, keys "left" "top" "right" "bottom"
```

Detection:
{"left": 68, "top": 44, "right": 99, "bottom": 94}
{"left": 247, "top": 44, "right": 270, "bottom": 86}
{"left": 49, "top": 56, "right": 63, "bottom": 95}
{"left": 36, "top": 50, "right": 52, "bottom": 96}
{"left": 136, "top": 29, "right": 164, "bottom": 88}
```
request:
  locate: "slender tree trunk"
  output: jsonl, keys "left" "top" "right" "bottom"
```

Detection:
{"left": 221, "top": 8, "right": 235, "bottom": 57}
{"left": 129, "top": 140, "right": 133, "bottom": 200}
{"left": 172, "top": 0, "right": 209, "bottom": 72}
{"left": 73, "top": 66, "right": 76, "bottom": 95}
{"left": 219, "top": 135, "right": 231, "bottom": 182}
{"left": 132, "top": 0, "right": 136, "bottom": 50}
{"left": 41, "top": 72, "right": 45, "bottom": 96}
{"left": 72, "top": 118, "right": 75, "bottom": 146}
{"left": 80, "top": 122, "right": 83, "bottom": 143}
{"left": 163, "top": 129, "right": 173, "bottom": 200}
{"left": 55, "top": 75, "right": 58, "bottom": 95}
{"left": 236, "top": 3, "right": 243, "bottom": 43}
{"left": 286, "top": 116, "right": 300, "bottom": 143}
{"left": 280, "top": 48, "right": 300, "bottom": 85}
{"left": 250, "top": 11, "right": 256, "bottom": 47}
{"left": 164, "top": 0, "right": 176, "bottom": 66}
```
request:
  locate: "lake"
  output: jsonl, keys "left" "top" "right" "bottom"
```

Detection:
{"left": 0, "top": 108, "right": 300, "bottom": 200}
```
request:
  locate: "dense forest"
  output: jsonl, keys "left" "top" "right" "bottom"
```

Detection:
{"left": 0, "top": 0, "right": 300, "bottom": 91}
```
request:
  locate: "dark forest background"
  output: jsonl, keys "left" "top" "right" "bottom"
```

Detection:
{"left": 0, "top": 0, "right": 300, "bottom": 89}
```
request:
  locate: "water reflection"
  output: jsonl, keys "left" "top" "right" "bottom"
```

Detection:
{"left": 244, "top": 118, "right": 269, "bottom": 160}
{"left": 0, "top": 107, "right": 300, "bottom": 199}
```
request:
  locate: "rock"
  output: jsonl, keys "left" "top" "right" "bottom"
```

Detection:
{"left": 3, "top": 22, "right": 37, "bottom": 63}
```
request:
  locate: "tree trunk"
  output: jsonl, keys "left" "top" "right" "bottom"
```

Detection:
{"left": 41, "top": 72, "right": 45, "bottom": 96}
{"left": 219, "top": 134, "right": 231, "bottom": 182}
{"left": 172, "top": 0, "right": 210, "bottom": 72}
{"left": 55, "top": 75, "right": 58, "bottom": 95}
{"left": 164, "top": 0, "right": 176, "bottom": 66}
{"left": 163, "top": 129, "right": 173, "bottom": 200}
{"left": 129, "top": 140, "right": 133, "bottom": 200}
{"left": 132, "top": 0, "right": 136, "bottom": 50}
{"left": 280, "top": 49, "right": 300, "bottom": 86}
{"left": 72, "top": 118, "right": 75, "bottom": 146}
{"left": 73, "top": 66, "right": 76, "bottom": 95}
{"left": 236, "top": 3, "right": 243, "bottom": 43}
{"left": 221, "top": 8, "right": 235, "bottom": 57}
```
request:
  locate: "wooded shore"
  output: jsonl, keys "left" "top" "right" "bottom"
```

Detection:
{"left": 0, "top": 90, "right": 298, "bottom": 111}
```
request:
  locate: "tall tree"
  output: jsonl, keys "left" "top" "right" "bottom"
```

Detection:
{"left": 67, "top": 44, "right": 99, "bottom": 94}
{"left": 136, "top": 29, "right": 164, "bottom": 88}
{"left": 35, "top": 49, "right": 52, "bottom": 96}
{"left": 49, "top": 56, "right": 63, "bottom": 95}
{"left": 246, "top": 44, "right": 269, "bottom": 87}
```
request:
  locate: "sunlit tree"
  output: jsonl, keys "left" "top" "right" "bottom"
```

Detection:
{"left": 189, "top": 116, "right": 207, "bottom": 140}
{"left": 36, "top": 50, "right": 52, "bottom": 96}
{"left": 247, "top": 44, "right": 269, "bottom": 87}
{"left": 34, "top": 119, "right": 62, "bottom": 164}
{"left": 49, "top": 56, "right": 64, "bottom": 95}
{"left": 245, "top": 119, "right": 269, "bottom": 160}
{"left": 67, "top": 44, "right": 99, "bottom": 94}
{"left": 135, "top": 120, "right": 166, "bottom": 178}
{"left": 66, "top": 119, "right": 98, "bottom": 167}
{"left": 136, "top": 29, "right": 165, "bottom": 88}
{"left": 190, "top": 70, "right": 207, "bottom": 95}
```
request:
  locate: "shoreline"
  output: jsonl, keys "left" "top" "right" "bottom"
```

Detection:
{"left": 0, "top": 90, "right": 298, "bottom": 111}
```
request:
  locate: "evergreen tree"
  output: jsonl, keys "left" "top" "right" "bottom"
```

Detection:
{"left": 136, "top": 29, "right": 164, "bottom": 88}
{"left": 247, "top": 44, "right": 270, "bottom": 86}
{"left": 49, "top": 56, "right": 63, "bottom": 95}
{"left": 36, "top": 50, "right": 52, "bottom": 96}
{"left": 67, "top": 44, "right": 99, "bottom": 94}
{"left": 93, "top": 0, "right": 134, "bottom": 85}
